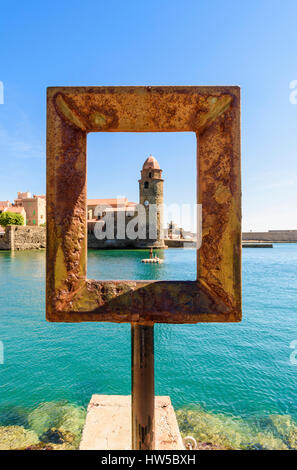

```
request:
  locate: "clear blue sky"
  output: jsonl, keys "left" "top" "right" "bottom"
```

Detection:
{"left": 0, "top": 0, "right": 297, "bottom": 231}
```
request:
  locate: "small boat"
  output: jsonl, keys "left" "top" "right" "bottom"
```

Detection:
{"left": 141, "top": 248, "right": 164, "bottom": 263}
{"left": 141, "top": 257, "right": 164, "bottom": 264}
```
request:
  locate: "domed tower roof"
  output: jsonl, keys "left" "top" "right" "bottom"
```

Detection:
{"left": 142, "top": 155, "right": 160, "bottom": 170}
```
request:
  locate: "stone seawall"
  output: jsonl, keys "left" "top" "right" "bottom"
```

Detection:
{"left": 0, "top": 226, "right": 46, "bottom": 250}
{"left": 242, "top": 231, "right": 297, "bottom": 243}
{"left": 88, "top": 231, "right": 137, "bottom": 249}
{"left": 0, "top": 228, "right": 13, "bottom": 250}
{"left": 1, "top": 227, "right": 296, "bottom": 251}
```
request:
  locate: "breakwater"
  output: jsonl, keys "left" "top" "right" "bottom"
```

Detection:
{"left": 0, "top": 226, "right": 45, "bottom": 250}
{"left": 242, "top": 230, "right": 297, "bottom": 243}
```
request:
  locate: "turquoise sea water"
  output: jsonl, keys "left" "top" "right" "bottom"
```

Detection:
{"left": 0, "top": 245, "right": 297, "bottom": 448}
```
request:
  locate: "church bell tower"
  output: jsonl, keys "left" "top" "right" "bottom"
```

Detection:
{"left": 138, "top": 155, "right": 165, "bottom": 248}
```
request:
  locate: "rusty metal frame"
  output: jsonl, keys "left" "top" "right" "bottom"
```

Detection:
{"left": 46, "top": 86, "right": 241, "bottom": 324}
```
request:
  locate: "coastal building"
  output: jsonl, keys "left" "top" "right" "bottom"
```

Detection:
{"left": 87, "top": 197, "right": 137, "bottom": 247}
{"left": 14, "top": 192, "right": 46, "bottom": 226}
{"left": 88, "top": 155, "right": 165, "bottom": 248}
{"left": 0, "top": 192, "right": 46, "bottom": 226}
{"left": 15, "top": 191, "right": 31, "bottom": 201}
{"left": 0, "top": 201, "right": 11, "bottom": 213}
{"left": 166, "top": 221, "right": 196, "bottom": 240}
{"left": 87, "top": 197, "right": 136, "bottom": 222}
{"left": 137, "top": 155, "right": 165, "bottom": 248}
{"left": 0, "top": 156, "right": 168, "bottom": 249}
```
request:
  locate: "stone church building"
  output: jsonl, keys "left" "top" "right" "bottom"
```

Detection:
{"left": 87, "top": 155, "right": 165, "bottom": 249}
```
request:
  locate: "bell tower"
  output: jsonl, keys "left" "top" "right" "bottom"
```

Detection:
{"left": 138, "top": 155, "right": 165, "bottom": 248}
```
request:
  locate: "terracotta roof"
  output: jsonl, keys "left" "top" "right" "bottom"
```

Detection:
{"left": 15, "top": 196, "right": 45, "bottom": 203}
{"left": 142, "top": 155, "right": 160, "bottom": 170}
{"left": 0, "top": 200, "right": 10, "bottom": 209}
{"left": 104, "top": 206, "right": 136, "bottom": 213}
{"left": 3, "top": 206, "right": 25, "bottom": 214}
{"left": 87, "top": 198, "right": 137, "bottom": 209}
{"left": 88, "top": 198, "right": 129, "bottom": 207}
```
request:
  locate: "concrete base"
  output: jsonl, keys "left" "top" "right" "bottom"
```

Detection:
{"left": 79, "top": 395, "right": 184, "bottom": 450}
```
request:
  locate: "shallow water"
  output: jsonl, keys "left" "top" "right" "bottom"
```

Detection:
{"left": 0, "top": 245, "right": 297, "bottom": 448}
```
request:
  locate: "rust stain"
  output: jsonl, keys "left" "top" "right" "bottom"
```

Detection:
{"left": 46, "top": 86, "right": 241, "bottom": 324}
{"left": 55, "top": 93, "right": 87, "bottom": 130}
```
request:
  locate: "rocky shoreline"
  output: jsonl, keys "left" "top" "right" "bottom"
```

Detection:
{"left": 1, "top": 402, "right": 297, "bottom": 450}
{"left": 176, "top": 408, "right": 297, "bottom": 450}
{"left": 0, "top": 401, "right": 86, "bottom": 450}
{"left": 0, "top": 425, "right": 78, "bottom": 450}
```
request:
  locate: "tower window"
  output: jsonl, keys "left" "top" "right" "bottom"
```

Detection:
{"left": 149, "top": 172, "right": 152, "bottom": 178}
{"left": 144, "top": 181, "right": 149, "bottom": 189}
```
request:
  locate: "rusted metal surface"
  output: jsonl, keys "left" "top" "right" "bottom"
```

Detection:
{"left": 132, "top": 324, "right": 155, "bottom": 450}
{"left": 46, "top": 86, "right": 241, "bottom": 324}
{"left": 47, "top": 280, "right": 234, "bottom": 323}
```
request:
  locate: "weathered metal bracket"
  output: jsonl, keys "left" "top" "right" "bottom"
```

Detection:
{"left": 46, "top": 86, "right": 241, "bottom": 323}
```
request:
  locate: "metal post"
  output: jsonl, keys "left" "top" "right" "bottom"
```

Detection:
{"left": 131, "top": 323, "right": 155, "bottom": 450}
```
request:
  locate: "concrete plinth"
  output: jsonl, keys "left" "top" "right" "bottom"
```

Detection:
{"left": 79, "top": 395, "right": 184, "bottom": 450}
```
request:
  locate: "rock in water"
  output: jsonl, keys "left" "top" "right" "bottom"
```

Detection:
{"left": 0, "top": 426, "right": 39, "bottom": 450}
{"left": 27, "top": 401, "right": 86, "bottom": 447}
